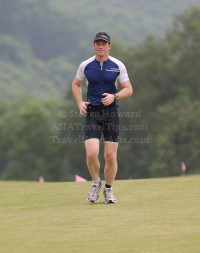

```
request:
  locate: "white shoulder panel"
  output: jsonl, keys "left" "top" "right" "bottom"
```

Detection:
{"left": 76, "top": 55, "right": 96, "bottom": 81}
{"left": 109, "top": 56, "right": 129, "bottom": 83}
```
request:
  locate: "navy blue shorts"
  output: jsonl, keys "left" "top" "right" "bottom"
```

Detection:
{"left": 84, "top": 109, "right": 120, "bottom": 142}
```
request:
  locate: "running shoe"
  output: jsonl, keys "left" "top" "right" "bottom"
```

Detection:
{"left": 103, "top": 186, "right": 117, "bottom": 204}
{"left": 87, "top": 181, "right": 102, "bottom": 203}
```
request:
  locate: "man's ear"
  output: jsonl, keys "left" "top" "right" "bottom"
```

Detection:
{"left": 109, "top": 44, "right": 112, "bottom": 50}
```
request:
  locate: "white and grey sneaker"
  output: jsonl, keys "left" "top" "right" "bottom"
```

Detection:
{"left": 87, "top": 181, "right": 102, "bottom": 203}
{"left": 103, "top": 187, "right": 117, "bottom": 204}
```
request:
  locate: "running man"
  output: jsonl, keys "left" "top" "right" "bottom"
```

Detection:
{"left": 72, "top": 32, "right": 133, "bottom": 203}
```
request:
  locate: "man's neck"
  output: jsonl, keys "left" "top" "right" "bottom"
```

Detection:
{"left": 96, "top": 55, "right": 109, "bottom": 66}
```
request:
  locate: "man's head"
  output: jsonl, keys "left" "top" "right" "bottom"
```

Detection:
{"left": 94, "top": 32, "right": 110, "bottom": 44}
{"left": 93, "top": 32, "right": 112, "bottom": 58}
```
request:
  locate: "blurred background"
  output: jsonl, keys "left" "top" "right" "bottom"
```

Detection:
{"left": 0, "top": 0, "right": 200, "bottom": 181}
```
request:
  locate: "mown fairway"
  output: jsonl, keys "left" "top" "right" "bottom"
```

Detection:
{"left": 0, "top": 176, "right": 200, "bottom": 253}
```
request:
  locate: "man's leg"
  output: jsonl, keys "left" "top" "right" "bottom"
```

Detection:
{"left": 85, "top": 138, "right": 100, "bottom": 180}
{"left": 103, "top": 141, "right": 118, "bottom": 204}
{"left": 85, "top": 138, "right": 102, "bottom": 202}
{"left": 104, "top": 141, "right": 118, "bottom": 185}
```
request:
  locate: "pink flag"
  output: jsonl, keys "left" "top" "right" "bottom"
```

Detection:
{"left": 181, "top": 162, "right": 186, "bottom": 172}
{"left": 75, "top": 175, "right": 87, "bottom": 182}
{"left": 39, "top": 176, "right": 44, "bottom": 183}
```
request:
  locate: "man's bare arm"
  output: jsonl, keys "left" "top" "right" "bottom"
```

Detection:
{"left": 72, "top": 77, "right": 90, "bottom": 115}
{"left": 117, "top": 80, "right": 133, "bottom": 100}
{"left": 102, "top": 80, "right": 133, "bottom": 106}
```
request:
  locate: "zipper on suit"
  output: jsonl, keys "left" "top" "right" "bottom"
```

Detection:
{"left": 100, "top": 63, "right": 103, "bottom": 102}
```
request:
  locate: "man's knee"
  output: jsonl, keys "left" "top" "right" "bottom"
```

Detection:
{"left": 104, "top": 152, "right": 116, "bottom": 165}
{"left": 87, "top": 150, "right": 98, "bottom": 162}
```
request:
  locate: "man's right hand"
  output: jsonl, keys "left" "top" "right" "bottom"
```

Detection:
{"left": 78, "top": 101, "right": 90, "bottom": 116}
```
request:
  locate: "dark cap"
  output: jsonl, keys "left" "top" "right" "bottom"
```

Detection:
{"left": 94, "top": 32, "right": 110, "bottom": 43}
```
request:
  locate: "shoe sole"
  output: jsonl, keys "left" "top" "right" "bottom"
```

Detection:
{"left": 104, "top": 199, "right": 117, "bottom": 204}
{"left": 87, "top": 197, "right": 100, "bottom": 203}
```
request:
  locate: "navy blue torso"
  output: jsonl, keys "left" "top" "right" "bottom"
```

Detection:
{"left": 85, "top": 58, "right": 119, "bottom": 110}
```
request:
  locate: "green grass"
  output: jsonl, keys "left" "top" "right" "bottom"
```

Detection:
{"left": 0, "top": 176, "right": 200, "bottom": 253}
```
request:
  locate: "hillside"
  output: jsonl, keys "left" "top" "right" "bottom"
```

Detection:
{"left": 0, "top": 0, "right": 200, "bottom": 101}
{"left": 50, "top": 0, "right": 200, "bottom": 45}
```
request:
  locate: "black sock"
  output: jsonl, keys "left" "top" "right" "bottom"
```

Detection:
{"left": 105, "top": 184, "right": 111, "bottom": 188}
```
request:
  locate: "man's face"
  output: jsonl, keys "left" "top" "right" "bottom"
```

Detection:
{"left": 93, "top": 40, "right": 112, "bottom": 57}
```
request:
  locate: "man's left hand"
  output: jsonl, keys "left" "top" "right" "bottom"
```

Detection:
{"left": 102, "top": 93, "right": 115, "bottom": 106}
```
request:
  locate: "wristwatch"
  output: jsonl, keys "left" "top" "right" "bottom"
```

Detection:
{"left": 114, "top": 93, "right": 118, "bottom": 101}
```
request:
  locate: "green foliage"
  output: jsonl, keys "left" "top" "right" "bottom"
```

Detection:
{"left": 0, "top": 97, "right": 61, "bottom": 180}
{"left": 149, "top": 99, "right": 200, "bottom": 177}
